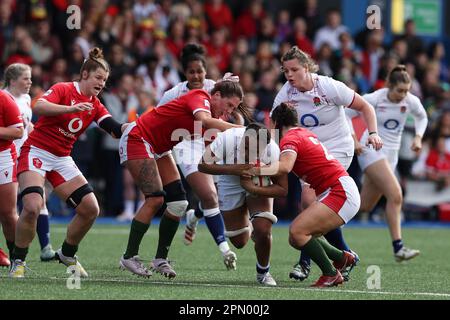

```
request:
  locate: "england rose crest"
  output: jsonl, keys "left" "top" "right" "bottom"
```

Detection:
{"left": 313, "top": 97, "right": 321, "bottom": 107}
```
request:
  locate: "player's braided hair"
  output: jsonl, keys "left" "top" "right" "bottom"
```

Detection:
{"left": 281, "top": 46, "right": 319, "bottom": 73}
{"left": 79, "top": 47, "right": 111, "bottom": 78}
{"left": 3, "top": 63, "right": 31, "bottom": 88}
{"left": 387, "top": 65, "right": 411, "bottom": 88}
{"left": 181, "top": 43, "right": 206, "bottom": 71}
{"left": 271, "top": 103, "right": 299, "bottom": 131}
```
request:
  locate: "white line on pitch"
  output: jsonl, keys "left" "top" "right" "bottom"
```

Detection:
{"left": 2, "top": 275, "right": 449, "bottom": 298}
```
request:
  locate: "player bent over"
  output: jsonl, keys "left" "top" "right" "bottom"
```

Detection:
{"left": 199, "top": 123, "right": 281, "bottom": 286}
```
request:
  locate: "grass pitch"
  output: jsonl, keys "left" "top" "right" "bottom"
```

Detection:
{"left": 1, "top": 222, "right": 449, "bottom": 300}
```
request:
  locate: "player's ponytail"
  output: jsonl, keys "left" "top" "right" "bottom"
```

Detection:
{"left": 271, "top": 103, "right": 299, "bottom": 131}
{"left": 79, "top": 47, "right": 111, "bottom": 79}
{"left": 387, "top": 65, "right": 411, "bottom": 88}
{"left": 180, "top": 43, "right": 206, "bottom": 71}
{"left": 3, "top": 63, "right": 31, "bottom": 88}
{"left": 281, "top": 46, "right": 319, "bottom": 73}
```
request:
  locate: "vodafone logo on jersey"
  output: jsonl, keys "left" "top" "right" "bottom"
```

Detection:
{"left": 68, "top": 118, "right": 83, "bottom": 133}
{"left": 33, "top": 158, "right": 43, "bottom": 169}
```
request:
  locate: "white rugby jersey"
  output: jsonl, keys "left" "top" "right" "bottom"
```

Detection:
{"left": 209, "top": 127, "right": 280, "bottom": 187}
{"left": 272, "top": 74, "right": 356, "bottom": 157}
{"left": 6, "top": 90, "right": 32, "bottom": 151}
{"left": 157, "top": 79, "right": 216, "bottom": 106}
{"left": 359, "top": 88, "right": 428, "bottom": 150}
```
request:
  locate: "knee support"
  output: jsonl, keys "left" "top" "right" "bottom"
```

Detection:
{"left": 20, "top": 186, "right": 44, "bottom": 200}
{"left": 225, "top": 226, "right": 251, "bottom": 238}
{"left": 66, "top": 184, "right": 93, "bottom": 209}
{"left": 164, "top": 180, "right": 188, "bottom": 217}
{"left": 201, "top": 207, "right": 220, "bottom": 218}
{"left": 250, "top": 211, "right": 278, "bottom": 224}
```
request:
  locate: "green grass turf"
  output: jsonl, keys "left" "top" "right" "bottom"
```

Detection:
{"left": 1, "top": 223, "right": 449, "bottom": 300}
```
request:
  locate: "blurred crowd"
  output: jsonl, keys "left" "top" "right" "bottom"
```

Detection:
{"left": 1, "top": 0, "right": 450, "bottom": 220}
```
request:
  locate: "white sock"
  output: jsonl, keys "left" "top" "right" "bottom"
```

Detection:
{"left": 219, "top": 241, "right": 230, "bottom": 255}
{"left": 124, "top": 200, "right": 134, "bottom": 216}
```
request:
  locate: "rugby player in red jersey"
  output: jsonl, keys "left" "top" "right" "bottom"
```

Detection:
{"left": 118, "top": 80, "right": 244, "bottom": 278}
{"left": 10, "top": 48, "right": 128, "bottom": 278}
{"left": 240, "top": 103, "right": 360, "bottom": 287}
{"left": 0, "top": 90, "right": 24, "bottom": 268}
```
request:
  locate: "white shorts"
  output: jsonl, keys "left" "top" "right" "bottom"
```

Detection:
{"left": 357, "top": 146, "right": 399, "bottom": 172}
{"left": 172, "top": 137, "right": 205, "bottom": 178}
{"left": 119, "top": 122, "right": 170, "bottom": 164}
{"left": 0, "top": 146, "right": 17, "bottom": 185}
{"left": 334, "top": 153, "right": 353, "bottom": 171}
{"left": 217, "top": 176, "right": 247, "bottom": 211}
{"left": 17, "top": 145, "right": 82, "bottom": 188}
{"left": 318, "top": 175, "right": 360, "bottom": 224}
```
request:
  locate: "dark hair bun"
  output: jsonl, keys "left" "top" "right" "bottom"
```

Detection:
{"left": 181, "top": 43, "right": 205, "bottom": 59}
{"left": 89, "top": 47, "right": 104, "bottom": 60}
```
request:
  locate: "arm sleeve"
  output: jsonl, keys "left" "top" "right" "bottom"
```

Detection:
{"left": 38, "top": 83, "right": 66, "bottom": 104}
{"left": 329, "top": 79, "right": 355, "bottom": 107}
{"left": 409, "top": 94, "right": 428, "bottom": 137}
{"left": 279, "top": 137, "right": 299, "bottom": 156}
{"left": 186, "top": 90, "right": 211, "bottom": 115}
{"left": 157, "top": 87, "right": 179, "bottom": 107}
{"left": 271, "top": 83, "right": 288, "bottom": 114}
{"left": 1, "top": 94, "right": 23, "bottom": 128}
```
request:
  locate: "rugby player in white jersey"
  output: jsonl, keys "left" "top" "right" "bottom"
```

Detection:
{"left": 151, "top": 44, "right": 239, "bottom": 273}
{"left": 199, "top": 123, "right": 281, "bottom": 286}
{"left": 272, "top": 46, "right": 382, "bottom": 281}
{"left": 3, "top": 63, "right": 56, "bottom": 262}
{"left": 347, "top": 65, "right": 427, "bottom": 261}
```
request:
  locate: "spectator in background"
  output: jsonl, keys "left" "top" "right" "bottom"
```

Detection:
{"left": 400, "top": 19, "right": 425, "bottom": 62}
{"left": 204, "top": 27, "right": 232, "bottom": 74}
{"left": 93, "top": 13, "right": 117, "bottom": 56}
{"left": 255, "top": 69, "right": 278, "bottom": 125}
{"left": 297, "top": 0, "right": 321, "bottom": 40}
{"left": 204, "top": 0, "right": 233, "bottom": 32}
{"left": 288, "top": 17, "right": 314, "bottom": 58}
{"left": 165, "top": 18, "right": 186, "bottom": 59}
{"left": 100, "top": 73, "right": 138, "bottom": 216}
{"left": 391, "top": 38, "right": 408, "bottom": 64}
{"left": 314, "top": 8, "right": 349, "bottom": 51}
{"left": 428, "top": 42, "right": 450, "bottom": 84}
{"left": 33, "top": 19, "right": 63, "bottom": 66}
{"left": 425, "top": 136, "right": 450, "bottom": 191}
{"left": 360, "top": 29, "right": 385, "bottom": 89}
{"left": 316, "top": 43, "right": 334, "bottom": 77}
{"left": 108, "top": 44, "right": 133, "bottom": 89}
{"left": 67, "top": 44, "right": 85, "bottom": 79}
{"left": 132, "top": 0, "right": 158, "bottom": 23}
{"left": 233, "top": 0, "right": 266, "bottom": 52}
{"left": 275, "top": 9, "right": 292, "bottom": 45}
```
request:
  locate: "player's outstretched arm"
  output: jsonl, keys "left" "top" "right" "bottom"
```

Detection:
{"left": 34, "top": 99, "right": 93, "bottom": 116}
{"left": 195, "top": 110, "right": 242, "bottom": 132}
